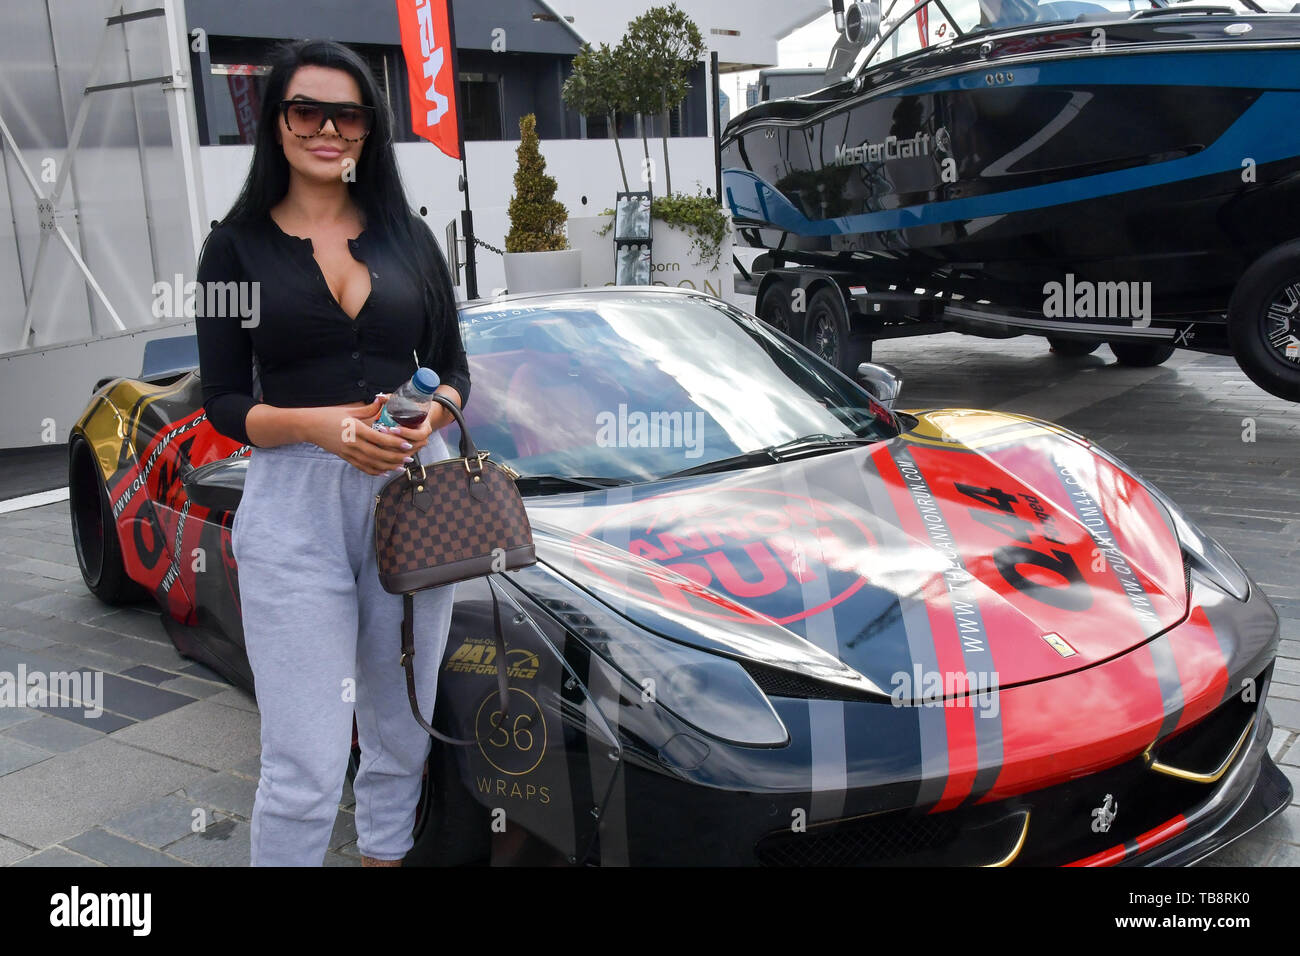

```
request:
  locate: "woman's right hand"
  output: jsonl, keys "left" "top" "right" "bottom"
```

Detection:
{"left": 306, "top": 397, "right": 415, "bottom": 476}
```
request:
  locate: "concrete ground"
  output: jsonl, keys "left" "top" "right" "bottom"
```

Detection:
{"left": 0, "top": 330, "right": 1296, "bottom": 866}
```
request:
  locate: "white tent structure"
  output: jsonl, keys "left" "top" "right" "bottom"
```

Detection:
{"left": 0, "top": 0, "right": 829, "bottom": 451}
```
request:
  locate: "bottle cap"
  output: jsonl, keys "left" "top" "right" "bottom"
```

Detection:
{"left": 412, "top": 367, "right": 441, "bottom": 395}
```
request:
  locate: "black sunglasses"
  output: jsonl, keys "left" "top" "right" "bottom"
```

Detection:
{"left": 279, "top": 99, "right": 376, "bottom": 142}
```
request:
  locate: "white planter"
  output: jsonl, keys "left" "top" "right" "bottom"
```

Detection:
{"left": 568, "top": 212, "right": 734, "bottom": 302}
{"left": 502, "top": 248, "right": 582, "bottom": 294}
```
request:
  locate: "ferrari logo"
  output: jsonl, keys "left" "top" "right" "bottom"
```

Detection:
{"left": 1091, "top": 794, "right": 1119, "bottom": 833}
{"left": 1042, "top": 632, "right": 1076, "bottom": 658}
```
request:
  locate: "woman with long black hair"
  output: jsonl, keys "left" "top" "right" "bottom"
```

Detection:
{"left": 194, "top": 38, "right": 469, "bottom": 866}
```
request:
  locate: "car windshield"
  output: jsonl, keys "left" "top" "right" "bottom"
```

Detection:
{"left": 854, "top": 0, "right": 1245, "bottom": 72}
{"left": 445, "top": 292, "right": 899, "bottom": 486}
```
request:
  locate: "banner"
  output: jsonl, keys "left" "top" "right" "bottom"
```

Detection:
{"left": 226, "top": 71, "right": 261, "bottom": 144}
{"left": 397, "top": 0, "right": 461, "bottom": 159}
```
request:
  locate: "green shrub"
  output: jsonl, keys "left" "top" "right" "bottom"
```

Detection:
{"left": 505, "top": 114, "right": 569, "bottom": 253}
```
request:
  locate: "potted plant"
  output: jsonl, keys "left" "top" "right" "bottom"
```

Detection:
{"left": 503, "top": 113, "right": 581, "bottom": 293}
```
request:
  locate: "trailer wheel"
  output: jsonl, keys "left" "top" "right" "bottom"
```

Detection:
{"left": 1227, "top": 241, "right": 1300, "bottom": 402}
{"left": 757, "top": 281, "right": 798, "bottom": 339}
{"left": 805, "top": 288, "right": 872, "bottom": 373}
{"left": 1047, "top": 337, "right": 1101, "bottom": 357}
{"left": 1109, "top": 341, "right": 1175, "bottom": 367}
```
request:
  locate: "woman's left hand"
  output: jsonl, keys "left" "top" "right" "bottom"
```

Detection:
{"left": 377, "top": 385, "right": 460, "bottom": 457}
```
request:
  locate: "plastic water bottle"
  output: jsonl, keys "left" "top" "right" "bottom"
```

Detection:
{"left": 374, "top": 367, "right": 440, "bottom": 430}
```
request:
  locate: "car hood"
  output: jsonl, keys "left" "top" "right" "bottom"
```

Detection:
{"left": 524, "top": 410, "right": 1189, "bottom": 702}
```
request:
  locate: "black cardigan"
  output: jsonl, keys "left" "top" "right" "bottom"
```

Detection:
{"left": 194, "top": 211, "right": 470, "bottom": 446}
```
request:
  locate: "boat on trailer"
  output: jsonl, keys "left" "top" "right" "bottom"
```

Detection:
{"left": 721, "top": 0, "right": 1300, "bottom": 400}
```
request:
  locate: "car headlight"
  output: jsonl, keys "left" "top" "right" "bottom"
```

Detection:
{"left": 515, "top": 565, "right": 790, "bottom": 747}
{"left": 1089, "top": 445, "right": 1250, "bottom": 602}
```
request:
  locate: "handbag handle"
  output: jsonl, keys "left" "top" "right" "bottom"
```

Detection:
{"left": 429, "top": 393, "right": 480, "bottom": 461}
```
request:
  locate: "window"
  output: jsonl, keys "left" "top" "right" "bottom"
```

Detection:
{"left": 459, "top": 72, "right": 504, "bottom": 141}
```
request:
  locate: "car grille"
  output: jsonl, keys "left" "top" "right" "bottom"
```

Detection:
{"left": 752, "top": 666, "right": 1268, "bottom": 865}
{"left": 755, "top": 812, "right": 961, "bottom": 867}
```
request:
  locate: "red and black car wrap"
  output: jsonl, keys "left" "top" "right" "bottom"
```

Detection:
{"left": 68, "top": 343, "right": 1289, "bottom": 866}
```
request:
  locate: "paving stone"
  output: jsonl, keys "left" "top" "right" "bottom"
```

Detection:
{"left": 109, "top": 698, "right": 259, "bottom": 771}
{"left": 206, "top": 687, "right": 259, "bottom": 714}
{"left": 163, "top": 815, "right": 250, "bottom": 866}
{"left": 0, "top": 580, "right": 64, "bottom": 605}
{"left": 157, "top": 675, "right": 227, "bottom": 699}
{"left": 229, "top": 753, "right": 260, "bottom": 780}
{"left": 1268, "top": 843, "right": 1300, "bottom": 866}
{"left": 101, "top": 793, "right": 213, "bottom": 849}
{"left": 98, "top": 635, "right": 187, "bottom": 670}
{"left": 1268, "top": 728, "right": 1292, "bottom": 761}
{"left": 0, "top": 836, "right": 33, "bottom": 866}
{"left": 37, "top": 644, "right": 134, "bottom": 680}
{"left": 1267, "top": 697, "right": 1300, "bottom": 734}
{"left": 323, "top": 849, "right": 361, "bottom": 866}
{"left": 11, "top": 589, "right": 116, "bottom": 623}
{"left": 330, "top": 808, "right": 357, "bottom": 850}
{"left": 1251, "top": 805, "right": 1300, "bottom": 846}
{"left": 0, "top": 707, "right": 38, "bottom": 732}
{"left": 34, "top": 703, "right": 135, "bottom": 735}
{"left": 10, "top": 846, "right": 104, "bottom": 867}
{"left": 7, "top": 557, "right": 83, "bottom": 583}
{"left": 61, "top": 672, "right": 193, "bottom": 723}
{"left": 121, "top": 664, "right": 180, "bottom": 686}
{"left": 30, "top": 617, "right": 133, "bottom": 651}
{"left": 184, "top": 772, "right": 258, "bottom": 818}
{"left": 1280, "top": 764, "right": 1300, "bottom": 805}
{"left": 82, "top": 607, "right": 166, "bottom": 642}
{"left": 0, "top": 736, "right": 51, "bottom": 775}
{"left": 179, "top": 661, "right": 228, "bottom": 683}
{"left": 0, "top": 628, "right": 58, "bottom": 650}
{"left": 2, "top": 713, "right": 102, "bottom": 752}
{"left": 0, "top": 737, "right": 210, "bottom": 847}
{"left": 62, "top": 827, "right": 191, "bottom": 867}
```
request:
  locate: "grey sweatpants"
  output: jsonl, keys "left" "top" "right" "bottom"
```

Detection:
{"left": 231, "top": 432, "right": 455, "bottom": 866}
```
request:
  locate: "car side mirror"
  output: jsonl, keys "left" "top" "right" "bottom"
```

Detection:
{"left": 857, "top": 362, "right": 903, "bottom": 409}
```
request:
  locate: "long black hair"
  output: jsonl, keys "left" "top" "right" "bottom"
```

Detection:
{"left": 219, "top": 38, "right": 456, "bottom": 352}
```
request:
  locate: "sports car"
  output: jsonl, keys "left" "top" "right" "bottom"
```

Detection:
{"left": 67, "top": 286, "right": 1291, "bottom": 866}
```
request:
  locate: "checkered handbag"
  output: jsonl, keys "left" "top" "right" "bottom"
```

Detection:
{"left": 373, "top": 394, "right": 536, "bottom": 745}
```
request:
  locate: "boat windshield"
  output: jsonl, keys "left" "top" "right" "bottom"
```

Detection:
{"left": 853, "top": 0, "right": 1275, "bottom": 73}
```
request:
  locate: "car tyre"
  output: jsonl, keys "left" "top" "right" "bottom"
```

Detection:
{"left": 805, "top": 287, "right": 873, "bottom": 373}
{"left": 1227, "top": 240, "right": 1300, "bottom": 402}
{"left": 1109, "top": 341, "right": 1176, "bottom": 367}
{"left": 1047, "top": 336, "right": 1102, "bottom": 357}
{"left": 68, "top": 435, "right": 149, "bottom": 605}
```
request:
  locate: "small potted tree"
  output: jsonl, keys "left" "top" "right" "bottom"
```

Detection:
{"left": 563, "top": 4, "right": 733, "bottom": 298}
{"left": 503, "top": 113, "right": 581, "bottom": 293}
